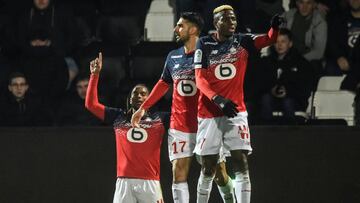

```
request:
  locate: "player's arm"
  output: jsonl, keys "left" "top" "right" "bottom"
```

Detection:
{"left": 131, "top": 79, "right": 170, "bottom": 127}
{"left": 131, "top": 53, "right": 173, "bottom": 127}
{"left": 194, "top": 41, "right": 238, "bottom": 118}
{"left": 195, "top": 69, "right": 238, "bottom": 118}
{"left": 194, "top": 68, "right": 217, "bottom": 100}
{"left": 85, "top": 52, "right": 106, "bottom": 120}
{"left": 254, "top": 14, "right": 283, "bottom": 49}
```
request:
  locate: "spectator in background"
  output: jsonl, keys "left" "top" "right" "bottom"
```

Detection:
{"left": 0, "top": 72, "right": 52, "bottom": 126}
{"left": 15, "top": 0, "right": 76, "bottom": 103}
{"left": 282, "top": 0, "right": 327, "bottom": 86}
{"left": 289, "top": 0, "right": 349, "bottom": 18}
{"left": 259, "top": 28, "right": 313, "bottom": 124}
{"left": 340, "top": 27, "right": 360, "bottom": 126}
{"left": 56, "top": 74, "right": 103, "bottom": 126}
{"left": 325, "top": 0, "right": 360, "bottom": 75}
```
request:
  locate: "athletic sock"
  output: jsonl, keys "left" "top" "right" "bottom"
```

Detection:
{"left": 217, "top": 177, "right": 235, "bottom": 203}
{"left": 196, "top": 171, "right": 215, "bottom": 203}
{"left": 172, "top": 182, "right": 189, "bottom": 203}
{"left": 234, "top": 171, "right": 251, "bottom": 203}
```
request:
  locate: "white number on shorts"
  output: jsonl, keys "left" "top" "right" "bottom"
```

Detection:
{"left": 214, "top": 63, "right": 236, "bottom": 80}
{"left": 177, "top": 80, "right": 197, "bottom": 96}
{"left": 127, "top": 128, "right": 148, "bottom": 143}
{"left": 172, "top": 141, "right": 186, "bottom": 154}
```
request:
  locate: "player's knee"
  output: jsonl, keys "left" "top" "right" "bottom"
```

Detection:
{"left": 199, "top": 154, "right": 218, "bottom": 176}
{"left": 172, "top": 168, "right": 188, "bottom": 182}
{"left": 231, "top": 151, "right": 249, "bottom": 173}
{"left": 202, "top": 163, "right": 216, "bottom": 176}
{"left": 172, "top": 159, "right": 190, "bottom": 182}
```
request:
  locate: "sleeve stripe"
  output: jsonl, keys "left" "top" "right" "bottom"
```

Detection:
{"left": 194, "top": 64, "right": 202, "bottom": 69}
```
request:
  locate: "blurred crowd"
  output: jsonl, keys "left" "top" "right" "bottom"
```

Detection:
{"left": 0, "top": 0, "right": 359, "bottom": 126}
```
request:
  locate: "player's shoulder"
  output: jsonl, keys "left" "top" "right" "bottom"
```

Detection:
{"left": 168, "top": 47, "right": 184, "bottom": 58}
{"left": 235, "top": 32, "right": 256, "bottom": 41}
{"left": 150, "top": 110, "right": 169, "bottom": 123}
{"left": 199, "top": 35, "right": 217, "bottom": 45}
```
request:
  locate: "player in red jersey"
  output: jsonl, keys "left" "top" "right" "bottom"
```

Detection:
{"left": 85, "top": 53, "right": 166, "bottom": 203}
{"left": 131, "top": 12, "right": 235, "bottom": 203}
{"left": 193, "top": 5, "right": 283, "bottom": 203}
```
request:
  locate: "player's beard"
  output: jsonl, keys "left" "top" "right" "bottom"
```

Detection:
{"left": 175, "top": 33, "right": 190, "bottom": 45}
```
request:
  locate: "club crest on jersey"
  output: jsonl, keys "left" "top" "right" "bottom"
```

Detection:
{"left": 230, "top": 46, "right": 237, "bottom": 54}
{"left": 194, "top": 49, "right": 202, "bottom": 63}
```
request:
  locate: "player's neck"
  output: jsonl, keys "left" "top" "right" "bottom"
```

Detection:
{"left": 215, "top": 32, "right": 232, "bottom": 42}
{"left": 184, "top": 36, "right": 198, "bottom": 54}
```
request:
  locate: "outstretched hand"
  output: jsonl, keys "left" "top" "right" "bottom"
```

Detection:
{"left": 270, "top": 14, "right": 285, "bottom": 29}
{"left": 90, "top": 52, "right": 103, "bottom": 74}
{"left": 131, "top": 107, "right": 146, "bottom": 128}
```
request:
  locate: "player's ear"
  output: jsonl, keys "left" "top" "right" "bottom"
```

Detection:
{"left": 189, "top": 26, "right": 197, "bottom": 35}
{"left": 213, "top": 14, "right": 220, "bottom": 30}
{"left": 213, "top": 19, "right": 217, "bottom": 30}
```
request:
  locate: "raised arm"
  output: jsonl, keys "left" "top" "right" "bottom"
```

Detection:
{"left": 254, "top": 14, "right": 283, "bottom": 49}
{"left": 85, "top": 52, "right": 106, "bottom": 120}
{"left": 131, "top": 53, "right": 173, "bottom": 128}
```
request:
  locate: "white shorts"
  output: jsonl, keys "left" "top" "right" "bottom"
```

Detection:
{"left": 194, "top": 111, "right": 252, "bottom": 156}
{"left": 113, "top": 178, "right": 163, "bottom": 203}
{"left": 195, "top": 146, "right": 230, "bottom": 164}
{"left": 168, "top": 129, "right": 196, "bottom": 161}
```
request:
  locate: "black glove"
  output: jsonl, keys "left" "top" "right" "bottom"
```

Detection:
{"left": 212, "top": 95, "right": 239, "bottom": 118}
{"left": 270, "top": 14, "right": 284, "bottom": 29}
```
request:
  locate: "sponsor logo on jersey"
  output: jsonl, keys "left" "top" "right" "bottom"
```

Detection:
{"left": 127, "top": 128, "right": 148, "bottom": 143}
{"left": 177, "top": 80, "right": 197, "bottom": 96}
{"left": 174, "top": 64, "right": 180, "bottom": 69}
{"left": 214, "top": 63, "right": 236, "bottom": 80}
{"left": 211, "top": 50, "right": 218, "bottom": 55}
{"left": 171, "top": 55, "right": 183, "bottom": 59}
{"left": 204, "top": 42, "right": 218, "bottom": 45}
{"left": 230, "top": 47, "right": 237, "bottom": 54}
{"left": 121, "top": 123, "right": 153, "bottom": 129}
{"left": 209, "top": 57, "right": 237, "bottom": 65}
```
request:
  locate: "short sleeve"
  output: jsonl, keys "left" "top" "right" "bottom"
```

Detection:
{"left": 160, "top": 52, "right": 173, "bottom": 84}
{"left": 194, "top": 38, "right": 208, "bottom": 69}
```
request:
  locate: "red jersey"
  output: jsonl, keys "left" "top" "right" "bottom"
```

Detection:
{"left": 142, "top": 47, "right": 198, "bottom": 133}
{"left": 194, "top": 29, "right": 278, "bottom": 118}
{"left": 85, "top": 74, "right": 167, "bottom": 180}
{"left": 108, "top": 111, "right": 166, "bottom": 180}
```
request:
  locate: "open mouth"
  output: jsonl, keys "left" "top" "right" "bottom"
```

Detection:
{"left": 229, "top": 26, "right": 236, "bottom": 32}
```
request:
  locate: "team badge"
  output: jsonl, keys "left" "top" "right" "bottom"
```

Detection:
{"left": 194, "top": 49, "right": 202, "bottom": 63}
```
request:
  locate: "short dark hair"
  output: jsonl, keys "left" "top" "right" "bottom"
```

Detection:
{"left": 180, "top": 12, "right": 204, "bottom": 32}
{"left": 279, "top": 28, "right": 293, "bottom": 41}
{"left": 8, "top": 72, "right": 27, "bottom": 85}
